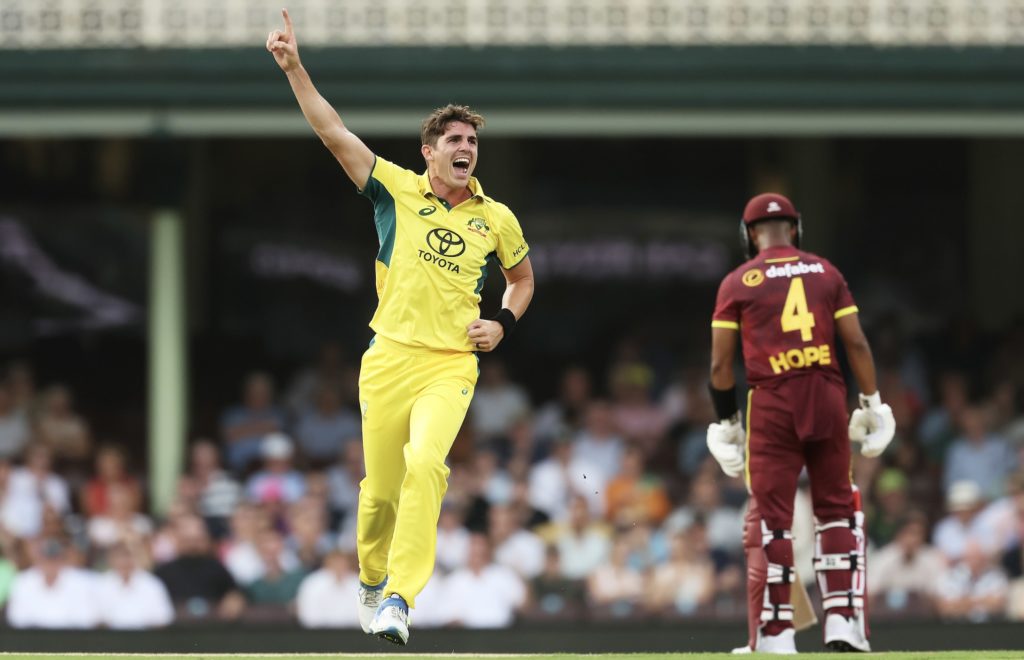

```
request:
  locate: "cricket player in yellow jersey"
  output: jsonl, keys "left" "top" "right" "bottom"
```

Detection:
{"left": 267, "top": 10, "right": 534, "bottom": 645}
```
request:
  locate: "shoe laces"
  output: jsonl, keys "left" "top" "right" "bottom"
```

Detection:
{"left": 359, "top": 584, "right": 386, "bottom": 607}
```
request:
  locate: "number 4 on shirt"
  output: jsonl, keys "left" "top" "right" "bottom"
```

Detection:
{"left": 781, "top": 277, "right": 815, "bottom": 342}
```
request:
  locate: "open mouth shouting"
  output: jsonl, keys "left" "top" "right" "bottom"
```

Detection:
{"left": 452, "top": 156, "right": 471, "bottom": 178}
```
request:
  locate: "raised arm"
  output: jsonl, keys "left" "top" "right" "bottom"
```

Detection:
{"left": 267, "top": 9, "right": 375, "bottom": 188}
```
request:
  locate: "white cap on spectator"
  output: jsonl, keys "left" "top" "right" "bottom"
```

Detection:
{"left": 262, "top": 432, "right": 294, "bottom": 460}
{"left": 946, "top": 480, "right": 983, "bottom": 512}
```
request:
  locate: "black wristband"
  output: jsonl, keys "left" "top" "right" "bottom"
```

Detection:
{"left": 490, "top": 308, "right": 517, "bottom": 337}
{"left": 709, "top": 384, "right": 738, "bottom": 422}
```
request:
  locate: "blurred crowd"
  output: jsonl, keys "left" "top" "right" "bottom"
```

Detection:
{"left": 0, "top": 315, "right": 1023, "bottom": 630}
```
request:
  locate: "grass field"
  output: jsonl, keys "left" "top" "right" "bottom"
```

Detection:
{"left": 1, "top": 653, "right": 1022, "bottom": 660}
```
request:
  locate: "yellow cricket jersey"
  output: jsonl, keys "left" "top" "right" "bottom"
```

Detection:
{"left": 360, "top": 156, "right": 529, "bottom": 352}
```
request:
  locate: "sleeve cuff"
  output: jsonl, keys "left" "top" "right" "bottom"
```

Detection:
{"left": 711, "top": 320, "right": 740, "bottom": 330}
{"left": 834, "top": 305, "right": 859, "bottom": 320}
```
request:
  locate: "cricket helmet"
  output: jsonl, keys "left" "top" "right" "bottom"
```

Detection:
{"left": 740, "top": 192, "right": 802, "bottom": 258}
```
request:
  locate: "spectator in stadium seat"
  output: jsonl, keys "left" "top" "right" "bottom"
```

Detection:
{"left": 0, "top": 380, "right": 29, "bottom": 460}
{"left": 867, "top": 468, "right": 912, "bottom": 547}
{"left": 981, "top": 471, "right": 1024, "bottom": 555}
{"left": 325, "top": 440, "right": 363, "bottom": 532}
{"left": 919, "top": 371, "right": 970, "bottom": 465}
{"left": 244, "top": 528, "right": 308, "bottom": 607}
{"left": 221, "top": 502, "right": 299, "bottom": 585}
{"left": 528, "top": 433, "right": 602, "bottom": 521}
{"left": 245, "top": 433, "right": 306, "bottom": 510}
{"left": 571, "top": 400, "right": 624, "bottom": 490}
{"left": 604, "top": 445, "right": 671, "bottom": 528}
{"left": 149, "top": 497, "right": 195, "bottom": 565}
{"left": 550, "top": 495, "right": 611, "bottom": 580}
{"left": 943, "top": 404, "right": 1017, "bottom": 499}
{"left": 295, "top": 549, "right": 360, "bottom": 628}
{"left": 6, "top": 361, "right": 36, "bottom": 418}
{"left": 507, "top": 475, "right": 549, "bottom": 530}
{"left": 293, "top": 383, "right": 360, "bottom": 466}
{"left": 87, "top": 481, "right": 154, "bottom": 553}
{"left": 438, "top": 533, "right": 526, "bottom": 628}
{"left": 608, "top": 362, "right": 668, "bottom": 456}
{"left": 284, "top": 495, "right": 334, "bottom": 570}
{"left": 436, "top": 501, "right": 470, "bottom": 572}
{"left": 527, "top": 544, "right": 585, "bottom": 620}
{"left": 33, "top": 385, "right": 91, "bottom": 464}
{"left": 6, "top": 537, "right": 98, "bottom": 629}
{"left": 95, "top": 542, "right": 174, "bottom": 629}
{"left": 1005, "top": 498, "right": 1024, "bottom": 620}
{"left": 1008, "top": 577, "right": 1024, "bottom": 620}
{"left": 0, "top": 534, "right": 17, "bottom": 610}
{"left": 0, "top": 456, "right": 10, "bottom": 524}
{"left": 586, "top": 535, "right": 645, "bottom": 616}
{"left": 154, "top": 515, "right": 245, "bottom": 621}
{"left": 662, "top": 471, "right": 743, "bottom": 557}
{"left": 533, "top": 365, "right": 592, "bottom": 444}
{"left": 934, "top": 480, "right": 1003, "bottom": 561}
{"left": 936, "top": 541, "right": 1009, "bottom": 622}
{"left": 220, "top": 372, "right": 287, "bottom": 474}
{"left": 0, "top": 443, "right": 70, "bottom": 539}
{"left": 470, "top": 358, "right": 531, "bottom": 445}
{"left": 186, "top": 439, "right": 242, "bottom": 540}
{"left": 81, "top": 444, "right": 140, "bottom": 518}
{"left": 1000, "top": 483, "right": 1024, "bottom": 571}
{"left": 471, "top": 446, "right": 514, "bottom": 506}
{"left": 283, "top": 341, "right": 347, "bottom": 418}
{"left": 406, "top": 565, "right": 449, "bottom": 629}
{"left": 505, "top": 415, "right": 544, "bottom": 469}
{"left": 675, "top": 396, "right": 719, "bottom": 479}
{"left": 489, "top": 503, "right": 545, "bottom": 580}
{"left": 647, "top": 524, "right": 716, "bottom": 616}
{"left": 869, "top": 512, "right": 945, "bottom": 612}
{"left": 659, "top": 366, "right": 708, "bottom": 428}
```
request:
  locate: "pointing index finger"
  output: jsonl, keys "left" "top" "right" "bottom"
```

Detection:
{"left": 282, "top": 8, "right": 293, "bottom": 37}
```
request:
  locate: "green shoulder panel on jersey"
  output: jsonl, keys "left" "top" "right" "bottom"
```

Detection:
{"left": 359, "top": 158, "right": 397, "bottom": 267}
{"left": 475, "top": 252, "right": 495, "bottom": 295}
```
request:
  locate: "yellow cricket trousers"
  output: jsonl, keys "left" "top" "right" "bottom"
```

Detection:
{"left": 356, "top": 334, "right": 477, "bottom": 607}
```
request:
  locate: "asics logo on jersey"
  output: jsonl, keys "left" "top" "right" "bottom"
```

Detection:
{"left": 419, "top": 206, "right": 437, "bottom": 216}
{"left": 426, "top": 228, "right": 466, "bottom": 257}
{"left": 767, "top": 201, "right": 782, "bottom": 213}
{"left": 765, "top": 262, "right": 825, "bottom": 279}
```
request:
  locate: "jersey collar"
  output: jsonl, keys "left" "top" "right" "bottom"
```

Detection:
{"left": 418, "top": 171, "right": 485, "bottom": 202}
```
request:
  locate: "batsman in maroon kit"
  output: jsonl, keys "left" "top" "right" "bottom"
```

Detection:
{"left": 706, "top": 193, "right": 895, "bottom": 654}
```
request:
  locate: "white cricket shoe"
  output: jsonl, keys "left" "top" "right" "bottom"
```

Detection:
{"left": 824, "top": 612, "right": 871, "bottom": 652}
{"left": 756, "top": 627, "right": 797, "bottom": 654}
{"left": 369, "top": 594, "right": 409, "bottom": 646}
{"left": 357, "top": 578, "right": 387, "bottom": 634}
{"left": 730, "top": 643, "right": 753, "bottom": 654}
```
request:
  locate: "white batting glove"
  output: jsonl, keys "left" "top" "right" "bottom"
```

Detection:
{"left": 848, "top": 392, "right": 896, "bottom": 458}
{"left": 707, "top": 415, "right": 746, "bottom": 478}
